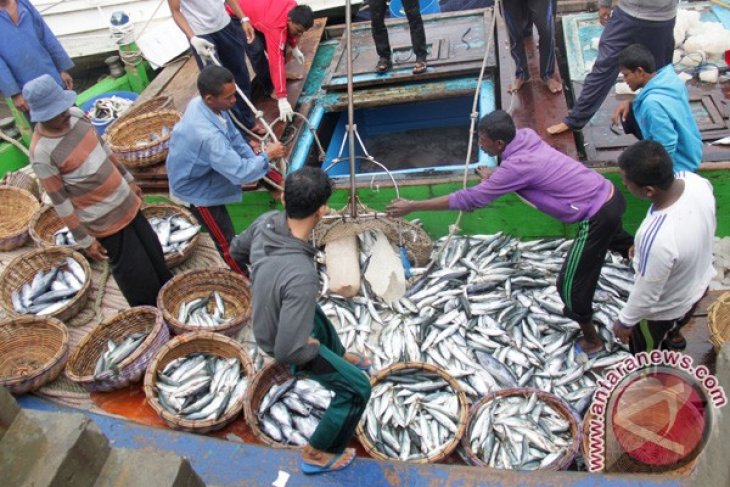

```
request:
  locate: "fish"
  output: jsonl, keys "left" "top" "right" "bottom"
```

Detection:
{"left": 155, "top": 353, "right": 248, "bottom": 421}
{"left": 12, "top": 260, "right": 85, "bottom": 315}
{"left": 147, "top": 214, "right": 200, "bottom": 256}
{"left": 53, "top": 226, "right": 77, "bottom": 246}
{"left": 177, "top": 292, "right": 230, "bottom": 328}
{"left": 94, "top": 332, "right": 148, "bottom": 376}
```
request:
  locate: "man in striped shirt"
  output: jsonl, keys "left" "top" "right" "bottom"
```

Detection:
{"left": 24, "top": 74, "right": 172, "bottom": 306}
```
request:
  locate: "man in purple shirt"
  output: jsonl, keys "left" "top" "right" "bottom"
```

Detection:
{"left": 388, "top": 110, "right": 633, "bottom": 357}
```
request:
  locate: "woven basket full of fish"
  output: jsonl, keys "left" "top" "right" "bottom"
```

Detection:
{"left": 0, "top": 316, "right": 69, "bottom": 394}
{"left": 0, "top": 247, "right": 91, "bottom": 323}
{"left": 708, "top": 291, "right": 730, "bottom": 352}
{"left": 106, "top": 110, "right": 180, "bottom": 168}
{"left": 356, "top": 361, "right": 469, "bottom": 463}
{"left": 157, "top": 268, "right": 252, "bottom": 337}
{"left": 28, "top": 205, "right": 83, "bottom": 250}
{"left": 142, "top": 203, "right": 200, "bottom": 268}
{"left": 462, "top": 387, "right": 581, "bottom": 471}
{"left": 107, "top": 95, "right": 174, "bottom": 132}
{"left": 0, "top": 185, "right": 40, "bottom": 251}
{"left": 143, "top": 331, "right": 254, "bottom": 433}
{"left": 65, "top": 306, "right": 170, "bottom": 392}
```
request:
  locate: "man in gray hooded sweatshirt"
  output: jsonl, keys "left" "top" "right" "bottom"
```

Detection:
{"left": 230, "top": 167, "right": 371, "bottom": 474}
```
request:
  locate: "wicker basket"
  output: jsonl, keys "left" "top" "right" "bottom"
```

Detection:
{"left": 65, "top": 306, "right": 169, "bottom": 392}
{"left": 142, "top": 203, "right": 200, "bottom": 268}
{"left": 244, "top": 362, "right": 300, "bottom": 449}
{"left": 708, "top": 292, "right": 730, "bottom": 352}
{"left": 0, "top": 247, "right": 91, "bottom": 322}
{"left": 106, "top": 110, "right": 181, "bottom": 168}
{"left": 2, "top": 170, "right": 40, "bottom": 200}
{"left": 0, "top": 185, "right": 40, "bottom": 251}
{"left": 157, "top": 268, "right": 251, "bottom": 337}
{"left": 461, "top": 387, "right": 581, "bottom": 471}
{"left": 0, "top": 316, "right": 69, "bottom": 394}
{"left": 108, "top": 95, "right": 174, "bottom": 131}
{"left": 143, "top": 331, "right": 254, "bottom": 433}
{"left": 29, "top": 205, "right": 83, "bottom": 250}
{"left": 355, "top": 361, "right": 469, "bottom": 463}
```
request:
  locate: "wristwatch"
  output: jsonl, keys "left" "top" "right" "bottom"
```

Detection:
{"left": 240, "top": 17, "right": 250, "bottom": 24}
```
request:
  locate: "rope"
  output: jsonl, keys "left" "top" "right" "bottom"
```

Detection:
{"left": 93, "top": 261, "right": 111, "bottom": 323}
{"left": 0, "top": 130, "right": 29, "bottom": 156}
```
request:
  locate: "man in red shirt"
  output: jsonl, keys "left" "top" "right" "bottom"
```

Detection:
{"left": 232, "top": 0, "right": 314, "bottom": 123}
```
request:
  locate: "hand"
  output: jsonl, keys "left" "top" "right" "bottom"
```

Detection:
{"left": 612, "top": 100, "right": 631, "bottom": 126}
{"left": 60, "top": 71, "right": 73, "bottom": 90}
{"left": 86, "top": 240, "right": 108, "bottom": 261}
{"left": 628, "top": 245, "right": 635, "bottom": 260}
{"left": 291, "top": 46, "right": 305, "bottom": 65}
{"left": 612, "top": 321, "right": 633, "bottom": 345}
{"left": 476, "top": 166, "right": 493, "bottom": 180}
{"left": 11, "top": 94, "right": 29, "bottom": 113}
{"left": 241, "top": 21, "right": 255, "bottom": 44}
{"left": 265, "top": 141, "right": 286, "bottom": 160}
{"left": 386, "top": 198, "right": 414, "bottom": 218}
{"left": 277, "top": 98, "right": 294, "bottom": 122}
{"left": 129, "top": 182, "right": 144, "bottom": 200}
{"left": 599, "top": 6, "right": 611, "bottom": 26}
{"left": 307, "top": 337, "right": 320, "bottom": 346}
{"left": 190, "top": 36, "right": 215, "bottom": 59}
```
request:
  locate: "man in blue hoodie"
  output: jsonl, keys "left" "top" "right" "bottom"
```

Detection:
{"left": 613, "top": 43, "right": 702, "bottom": 173}
{"left": 166, "top": 65, "right": 285, "bottom": 273}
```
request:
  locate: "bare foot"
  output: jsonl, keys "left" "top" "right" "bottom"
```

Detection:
{"left": 344, "top": 352, "right": 371, "bottom": 369}
{"left": 546, "top": 77, "right": 563, "bottom": 94}
{"left": 508, "top": 78, "right": 527, "bottom": 93}
{"left": 546, "top": 122, "right": 570, "bottom": 135}
{"left": 302, "top": 445, "right": 356, "bottom": 468}
{"left": 578, "top": 337, "right": 603, "bottom": 356}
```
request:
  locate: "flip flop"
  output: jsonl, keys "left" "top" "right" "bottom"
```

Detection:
{"left": 574, "top": 340, "right": 603, "bottom": 364}
{"left": 412, "top": 60, "right": 427, "bottom": 75}
{"left": 347, "top": 352, "right": 371, "bottom": 372}
{"left": 663, "top": 336, "right": 687, "bottom": 351}
{"left": 300, "top": 451, "right": 355, "bottom": 475}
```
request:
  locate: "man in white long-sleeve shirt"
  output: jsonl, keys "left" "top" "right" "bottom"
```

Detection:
{"left": 613, "top": 140, "right": 715, "bottom": 354}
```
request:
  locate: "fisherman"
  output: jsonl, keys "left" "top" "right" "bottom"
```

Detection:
{"left": 387, "top": 110, "right": 633, "bottom": 359}
{"left": 231, "top": 0, "right": 314, "bottom": 123}
{"left": 370, "top": 0, "right": 428, "bottom": 75}
{"left": 166, "top": 65, "right": 285, "bottom": 275}
{"left": 612, "top": 44, "right": 702, "bottom": 173}
{"left": 547, "top": 0, "right": 677, "bottom": 135}
{"left": 230, "top": 167, "right": 371, "bottom": 474}
{"left": 613, "top": 141, "right": 715, "bottom": 353}
{"left": 24, "top": 74, "right": 172, "bottom": 306}
{"left": 0, "top": 0, "right": 74, "bottom": 115}
{"left": 502, "top": 0, "right": 562, "bottom": 93}
{"left": 168, "top": 0, "right": 266, "bottom": 135}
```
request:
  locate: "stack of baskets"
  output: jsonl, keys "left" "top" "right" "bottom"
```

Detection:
{"left": 106, "top": 109, "right": 181, "bottom": 168}
{"left": 708, "top": 291, "right": 730, "bottom": 352}
{"left": 29, "top": 205, "right": 82, "bottom": 249}
{"left": 142, "top": 202, "right": 200, "bottom": 267}
{"left": 66, "top": 306, "right": 169, "bottom": 392}
{"left": 0, "top": 186, "right": 40, "bottom": 251}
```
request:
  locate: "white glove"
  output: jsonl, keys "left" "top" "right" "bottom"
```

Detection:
{"left": 190, "top": 36, "right": 215, "bottom": 59}
{"left": 292, "top": 46, "right": 305, "bottom": 65}
{"left": 278, "top": 98, "right": 294, "bottom": 122}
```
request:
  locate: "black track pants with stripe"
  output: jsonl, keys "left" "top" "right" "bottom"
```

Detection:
{"left": 557, "top": 187, "right": 634, "bottom": 324}
{"left": 502, "top": 0, "right": 558, "bottom": 80}
{"left": 293, "top": 306, "right": 372, "bottom": 453}
{"left": 189, "top": 204, "right": 246, "bottom": 275}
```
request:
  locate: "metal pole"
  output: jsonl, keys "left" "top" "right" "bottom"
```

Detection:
{"left": 345, "top": 0, "right": 357, "bottom": 218}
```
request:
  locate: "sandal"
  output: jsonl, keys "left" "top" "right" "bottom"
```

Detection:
{"left": 375, "top": 57, "right": 392, "bottom": 74}
{"left": 300, "top": 449, "right": 356, "bottom": 475}
{"left": 412, "top": 59, "right": 427, "bottom": 75}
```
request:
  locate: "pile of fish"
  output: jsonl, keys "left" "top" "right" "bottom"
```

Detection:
{"left": 177, "top": 291, "right": 230, "bottom": 328}
{"left": 148, "top": 214, "right": 200, "bottom": 256}
{"left": 360, "top": 369, "right": 463, "bottom": 461}
{"left": 11, "top": 257, "right": 86, "bottom": 315}
{"left": 467, "top": 392, "right": 574, "bottom": 470}
{"left": 257, "top": 377, "right": 333, "bottom": 446}
{"left": 52, "top": 226, "right": 76, "bottom": 246}
{"left": 320, "top": 232, "right": 634, "bottom": 417}
{"left": 133, "top": 126, "right": 171, "bottom": 147}
{"left": 156, "top": 353, "right": 248, "bottom": 421}
{"left": 94, "top": 332, "right": 148, "bottom": 376}
{"left": 86, "top": 95, "right": 134, "bottom": 122}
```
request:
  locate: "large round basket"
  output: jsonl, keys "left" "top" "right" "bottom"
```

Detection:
{"left": 29, "top": 205, "right": 82, "bottom": 250}
{"left": 708, "top": 292, "right": 730, "bottom": 352}
{"left": 244, "top": 362, "right": 299, "bottom": 449}
{"left": 106, "top": 110, "right": 181, "bottom": 168}
{"left": 0, "top": 247, "right": 91, "bottom": 322}
{"left": 108, "top": 95, "right": 174, "bottom": 130}
{"left": 0, "top": 316, "right": 69, "bottom": 394}
{"left": 355, "top": 361, "right": 469, "bottom": 463}
{"left": 461, "top": 387, "right": 581, "bottom": 471}
{"left": 141, "top": 203, "right": 200, "bottom": 268}
{"left": 2, "top": 169, "right": 40, "bottom": 200}
{"left": 0, "top": 185, "right": 40, "bottom": 251}
{"left": 157, "top": 268, "right": 251, "bottom": 337}
{"left": 65, "top": 306, "right": 169, "bottom": 392}
{"left": 143, "top": 331, "right": 254, "bottom": 433}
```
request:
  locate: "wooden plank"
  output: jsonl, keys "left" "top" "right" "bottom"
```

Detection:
{"left": 135, "top": 56, "right": 190, "bottom": 106}
{"left": 496, "top": 5, "right": 579, "bottom": 160}
{"left": 322, "top": 8, "right": 497, "bottom": 90}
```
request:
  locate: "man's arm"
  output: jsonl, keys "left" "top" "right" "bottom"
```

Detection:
{"left": 224, "top": 0, "right": 254, "bottom": 42}
{"left": 387, "top": 196, "right": 451, "bottom": 217}
{"left": 206, "top": 129, "right": 269, "bottom": 185}
{"left": 168, "top": 0, "right": 195, "bottom": 39}
{"left": 641, "top": 101, "right": 679, "bottom": 159}
{"left": 0, "top": 54, "right": 21, "bottom": 99}
{"left": 263, "top": 28, "right": 290, "bottom": 99}
{"left": 229, "top": 211, "right": 274, "bottom": 267}
{"left": 30, "top": 3, "right": 74, "bottom": 75}
{"left": 273, "top": 274, "right": 321, "bottom": 365}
